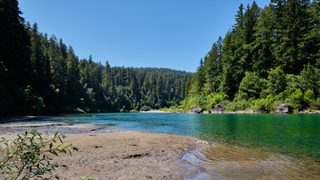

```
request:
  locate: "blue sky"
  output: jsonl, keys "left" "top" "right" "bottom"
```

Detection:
{"left": 18, "top": 0, "right": 271, "bottom": 72}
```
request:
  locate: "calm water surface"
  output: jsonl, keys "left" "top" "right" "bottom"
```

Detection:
{"left": 5, "top": 113, "right": 320, "bottom": 179}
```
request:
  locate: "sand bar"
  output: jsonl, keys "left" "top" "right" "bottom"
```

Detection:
{"left": 0, "top": 123, "right": 202, "bottom": 179}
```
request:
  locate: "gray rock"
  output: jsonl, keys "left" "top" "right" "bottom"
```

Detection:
{"left": 297, "top": 111, "right": 311, "bottom": 114}
{"left": 203, "top": 110, "right": 211, "bottom": 114}
{"left": 277, "top": 104, "right": 289, "bottom": 114}
{"left": 189, "top": 108, "right": 203, "bottom": 114}
{"left": 212, "top": 104, "right": 226, "bottom": 114}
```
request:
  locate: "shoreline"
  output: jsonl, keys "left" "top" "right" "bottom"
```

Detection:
{"left": 164, "top": 109, "right": 320, "bottom": 114}
{"left": 139, "top": 110, "right": 168, "bottom": 113}
{"left": 0, "top": 123, "right": 204, "bottom": 179}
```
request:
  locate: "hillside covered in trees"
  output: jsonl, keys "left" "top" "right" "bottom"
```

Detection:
{"left": 181, "top": 0, "right": 320, "bottom": 113}
{"left": 0, "top": 0, "right": 192, "bottom": 116}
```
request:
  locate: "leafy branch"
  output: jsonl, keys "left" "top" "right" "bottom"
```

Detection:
{"left": 0, "top": 129, "right": 78, "bottom": 180}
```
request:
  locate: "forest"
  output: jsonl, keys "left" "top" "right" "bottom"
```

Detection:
{"left": 0, "top": 0, "right": 192, "bottom": 116}
{"left": 181, "top": 0, "right": 320, "bottom": 113}
{"left": 1, "top": 0, "right": 320, "bottom": 116}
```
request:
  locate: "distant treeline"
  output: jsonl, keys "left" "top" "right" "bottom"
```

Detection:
{"left": 182, "top": 0, "right": 320, "bottom": 112}
{"left": 0, "top": 0, "right": 192, "bottom": 116}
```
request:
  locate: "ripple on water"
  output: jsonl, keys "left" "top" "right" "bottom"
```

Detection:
{"left": 183, "top": 142, "right": 320, "bottom": 180}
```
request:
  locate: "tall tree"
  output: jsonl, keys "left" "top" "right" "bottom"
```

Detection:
{"left": 0, "top": 0, "right": 32, "bottom": 86}
{"left": 251, "top": 5, "right": 275, "bottom": 78}
{"left": 271, "top": 0, "right": 313, "bottom": 74}
{"left": 66, "top": 46, "right": 81, "bottom": 106}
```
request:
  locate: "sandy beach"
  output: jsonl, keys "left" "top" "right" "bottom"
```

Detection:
{"left": 0, "top": 123, "right": 202, "bottom": 180}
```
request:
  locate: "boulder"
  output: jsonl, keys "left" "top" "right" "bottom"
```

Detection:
{"left": 277, "top": 104, "right": 289, "bottom": 114}
{"left": 203, "top": 110, "right": 211, "bottom": 114}
{"left": 189, "top": 108, "right": 203, "bottom": 114}
{"left": 140, "top": 106, "right": 152, "bottom": 111}
{"left": 212, "top": 104, "right": 226, "bottom": 114}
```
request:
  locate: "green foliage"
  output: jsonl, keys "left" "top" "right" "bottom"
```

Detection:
{"left": 289, "top": 89, "right": 306, "bottom": 110}
{"left": 300, "top": 63, "right": 320, "bottom": 96}
{"left": 238, "top": 71, "right": 266, "bottom": 100}
{"left": 261, "top": 67, "right": 286, "bottom": 97}
{"left": 0, "top": 130, "right": 78, "bottom": 180}
{"left": 310, "top": 98, "right": 320, "bottom": 110}
{"left": 224, "top": 98, "right": 254, "bottom": 112}
{"left": 251, "top": 94, "right": 275, "bottom": 111}
{"left": 206, "top": 93, "right": 229, "bottom": 109}
{"left": 184, "top": 1, "right": 320, "bottom": 112}
{"left": 304, "top": 89, "right": 315, "bottom": 100}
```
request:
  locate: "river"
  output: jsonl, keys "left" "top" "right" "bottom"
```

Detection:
{"left": 3, "top": 113, "right": 320, "bottom": 179}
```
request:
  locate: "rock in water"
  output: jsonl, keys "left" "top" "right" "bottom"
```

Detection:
{"left": 212, "top": 104, "right": 226, "bottom": 114}
{"left": 277, "top": 104, "right": 289, "bottom": 114}
{"left": 189, "top": 108, "right": 203, "bottom": 114}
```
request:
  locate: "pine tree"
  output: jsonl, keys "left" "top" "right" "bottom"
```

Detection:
{"left": 194, "top": 58, "right": 205, "bottom": 94}
{"left": 66, "top": 46, "right": 81, "bottom": 106}
{"left": 30, "top": 23, "right": 44, "bottom": 91}
{"left": 0, "top": 0, "right": 32, "bottom": 86}
{"left": 251, "top": 5, "right": 275, "bottom": 78}
{"left": 271, "top": 0, "right": 312, "bottom": 74}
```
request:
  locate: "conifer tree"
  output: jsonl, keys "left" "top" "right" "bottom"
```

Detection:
{"left": 66, "top": 46, "right": 81, "bottom": 106}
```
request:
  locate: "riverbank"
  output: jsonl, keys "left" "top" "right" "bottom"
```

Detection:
{"left": 140, "top": 110, "right": 167, "bottom": 113}
{"left": 0, "top": 123, "right": 202, "bottom": 179}
{"left": 162, "top": 108, "right": 320, "bottom": 114}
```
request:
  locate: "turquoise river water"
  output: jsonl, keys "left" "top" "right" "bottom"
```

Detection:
{"left": 4, "top": 113, "right": 320, "bottom": 179}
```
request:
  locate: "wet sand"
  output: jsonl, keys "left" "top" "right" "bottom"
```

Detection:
{"left": 0, "top": 123, "right": 202, "bottom": 179}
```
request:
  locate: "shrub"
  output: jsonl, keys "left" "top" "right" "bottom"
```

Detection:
{"left": 251, "top": 94, "right": 275, "bottom": 111}
{"left": 304, "top": 89, "right": 315, "bottom": 100}
{"left": 310, "top": 98, "right": 320, "bottom": 110}
{"left": 206, "top": 93, "right": 229, "bottom": 109}
{"left": 0, "top": 130, "right": 78, "bottom": 180}
{"left": 289, "top": 89, "right": 306, "bottom": 110}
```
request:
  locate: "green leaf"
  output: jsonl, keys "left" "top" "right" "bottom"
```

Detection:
{"left": 65, "top": 143, "right": 72, "bottom": 148}
{"left": 56, "top": 144, "right": 62, "bottom": 149}
{"left": 58, "top": 136, "right": 63, "bottom": 143}
{"left": 54, "top": 131, "right": 58, "bottom": 138}
{"left": 49, "top": 150, "right": 58, "bottom": 156}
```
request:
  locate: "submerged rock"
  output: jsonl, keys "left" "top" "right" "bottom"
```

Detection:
{"left": 277, "top": 104, "right": 289, "bottom": 114}
{"left": 189, "top": 108, "right": 203, "bottom": 114}
{"left": 212, "top": 104, "right": 226, "bottom": 114}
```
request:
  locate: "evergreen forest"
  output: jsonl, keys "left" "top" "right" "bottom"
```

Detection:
{"left": 2, "top": 0, "right": 320, "bottom": 116}
{"left": 0, "top": 0, "right": 192, "bottom": 116}
{"left": 181, "top": 0, "right": 320, "bottom": 113}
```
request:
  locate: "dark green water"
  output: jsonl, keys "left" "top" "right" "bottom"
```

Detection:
{"left": 20, "top": 113, "right": 320, "bottom": 161}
